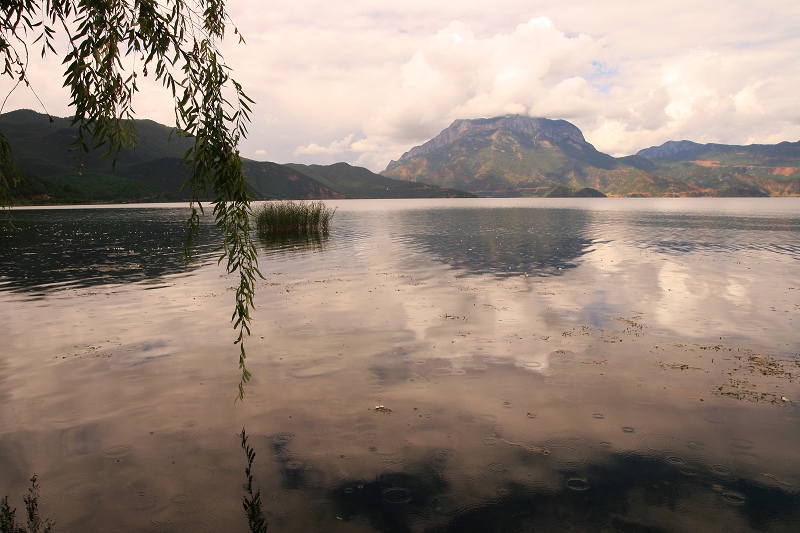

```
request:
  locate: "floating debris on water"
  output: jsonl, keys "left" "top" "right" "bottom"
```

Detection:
{"left": 714, "top": 351, "right": 799, "bottom": 403}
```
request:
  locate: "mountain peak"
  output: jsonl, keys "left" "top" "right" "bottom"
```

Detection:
{"left": 636, "top": 140, "right": 704, "bottom": 160}
{"left": 385, "top": 115, "right": 587, "bottom": 172}
{"left": 447, "top": 115, "right": 586, "bottom": 142}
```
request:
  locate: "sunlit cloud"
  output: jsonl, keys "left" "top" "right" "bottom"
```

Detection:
{"left": 294, "top": 134, "right": 355, "bottom": 156}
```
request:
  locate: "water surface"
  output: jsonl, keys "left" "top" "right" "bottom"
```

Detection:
{"left": 1, "top": 198, "right": 799, "bottom": 532}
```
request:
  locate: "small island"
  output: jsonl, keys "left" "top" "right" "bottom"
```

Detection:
{"left": 545, "top": 185, "right": 607, "bottom": 198}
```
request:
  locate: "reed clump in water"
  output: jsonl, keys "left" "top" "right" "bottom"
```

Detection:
{"left": 253, "top": 201, "right": 336, "bottom": 236}
{"left": 1, "top": 475, "right": 54, "bottom": 533}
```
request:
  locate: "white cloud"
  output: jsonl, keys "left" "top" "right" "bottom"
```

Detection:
{"left": 584, "top": 43, "right": 800, "bottom": 155}
{"left": 355, "top": 17, "right": 604, "bottom": 167}
{"left": 4, "top": 0, "right": 800, "bottom": 171}
{"left": 293, "top": 134, "right": 355, "bottom": 155}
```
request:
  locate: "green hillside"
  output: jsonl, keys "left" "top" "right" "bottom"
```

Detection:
{"left": 1, "top": 109, "right": 193, "bottom": 203}
{"left": 286, "top": 162, "right": 474, "bottom": 198}
{"left": 244, "top": 161, "right": 345, "bottom": 200}
{"left": 1, "top": 110, "right": 473, "bottom": 203}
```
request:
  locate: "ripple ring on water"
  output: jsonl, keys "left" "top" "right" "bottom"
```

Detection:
{"left": 382, "top": 487, "right": 412, "bottom": 504}
{"left": 709, "top": 464, "right": 736, "bottom": 475}
{"left": 103, "top": 444, "right": 135, "bottom": 459}
{"left": 565, "top": 478, "right": 590, "bottom": 491}
{"left": 40, "top": 475, "right": 102, "bottom": 499}
{"left": 285, "top": 460, "right": 304, "bottom": 471}
{"left": 429, "top": 494, "right": 468, "bottom": 514}
{"left": 272, "top": 433, "right": 295, "bottom": 443}
{"left": 721, "top": 491, "right": 746, "bottom": 505}
{"left": 730, "top": 438, "right": 754, "bottom": 449}
{"left": 486, "top": 462, "right": 509, "bottom": 473}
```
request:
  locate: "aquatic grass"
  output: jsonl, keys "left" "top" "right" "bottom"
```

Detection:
{"left": 0, "top": 475, "right": 54, "bottom": 533}
{"left": 253, "top": 201, "right": 336, "bottom": 236}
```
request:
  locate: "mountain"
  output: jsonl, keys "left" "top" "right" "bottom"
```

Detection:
{"left": 0, "top": 109, "right": 473, "bottom": 204}
{"left": 1, "top": 109, "right": 194, "bottom": 202}
{"left": 381, "top": 115, "right": 696, "bottom": 197}
{"left": 244, "top": 161, "right": 346, "bottom": 200}
{"left": 286, "top": 162, "right": 473, "bottom": 198}
{"left": 545, "top": 186, "right": 606, "bottom": 198}
{"left": 635, "top": 140, "right": 800, "bottom": 196}
{"left": 382, "top": 115, "right": 800, "bottom": 197}
{"left": 384, "top": 116, "right": 599, "bottom": 170}
{"left": 6, "top": 109, "right": 798, "bottom": 201}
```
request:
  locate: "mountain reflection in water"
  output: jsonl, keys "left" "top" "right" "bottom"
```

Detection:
{"left": 626, "top": 212, "right": 800, "bottom": 258}
{"left": 329, "top": 452, "right": 798, "bottom": 533}
{"left": 0, "top": 206, "right": 218, "bottom": 296}
{"left": 397, "top": 207, "right": 594, "bottom": 277}
{"left": 1, "top": 198, "right": 799, "bottom": 532}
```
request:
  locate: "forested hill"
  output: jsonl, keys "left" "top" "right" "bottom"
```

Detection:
{"left": 0, "top": 110, "right": 473, "bottom": 204}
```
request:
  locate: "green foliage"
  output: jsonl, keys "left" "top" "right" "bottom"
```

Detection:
{"left": 254, "top": 200, "right": 336, "bottom": 236}
{"left": 0, "top": 109, "right": 196, "bottom": 201}
{"left": 46, "top": 170, "right": 166, "bottom": 201}
{"left": 286, "top": 162, "right": 475, "bottom": 198}
{"left": 0, "top": 129, "right": 17, "bottom": 220}
{"left": 1, "top": 0, "right": 261, "bottom": 398}
{"left": 6, "top": 171, "right": 87, "bottom": 204}
{"left": 240, "top": 428, "right": 268, "bottom": 533}
{"left": 0, "top": 475, "right": 54, "bottom": 533}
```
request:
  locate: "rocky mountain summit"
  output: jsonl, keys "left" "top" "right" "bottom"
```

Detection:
{"left": 385, "top": 116, "right": 588, "bottom": 172}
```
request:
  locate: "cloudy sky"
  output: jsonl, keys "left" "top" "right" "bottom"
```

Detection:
{"left": 4, "top": 0, "right": 800, "bottom": 171}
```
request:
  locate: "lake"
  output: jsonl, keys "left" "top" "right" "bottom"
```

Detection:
{"left": 1, "top": 198, "right": 799, "bottom": 532}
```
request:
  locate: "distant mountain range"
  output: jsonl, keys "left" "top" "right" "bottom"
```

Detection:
{"left": 382, "top": 115, "right": 800, "bottom": 197}
{"left": 4, "top": 109, "right": 799, "bottom": 203}
{"left": 0, "top": 109, "right": 473, "bottom": 204}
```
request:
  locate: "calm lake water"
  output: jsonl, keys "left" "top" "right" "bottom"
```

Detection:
{"left": 1, "top": 198, "right": 799, "bottom": 532}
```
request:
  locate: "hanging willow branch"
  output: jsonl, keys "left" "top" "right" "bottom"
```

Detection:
{"left": 1, "top": 0, "right": 261, "bottom": 400}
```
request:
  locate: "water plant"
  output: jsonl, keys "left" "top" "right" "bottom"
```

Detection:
{"left": 253, "top": 201, "right": 336, "bottom": 236}
{"left": 240, "top": 428, "right": 268, "bottom": 533}
{"left": 0, "top": 475, "right": 54, "bottom": 533}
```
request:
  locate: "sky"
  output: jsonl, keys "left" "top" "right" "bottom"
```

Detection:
{"left": 3, "top": 0, "right": 800, "bottom": 172}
